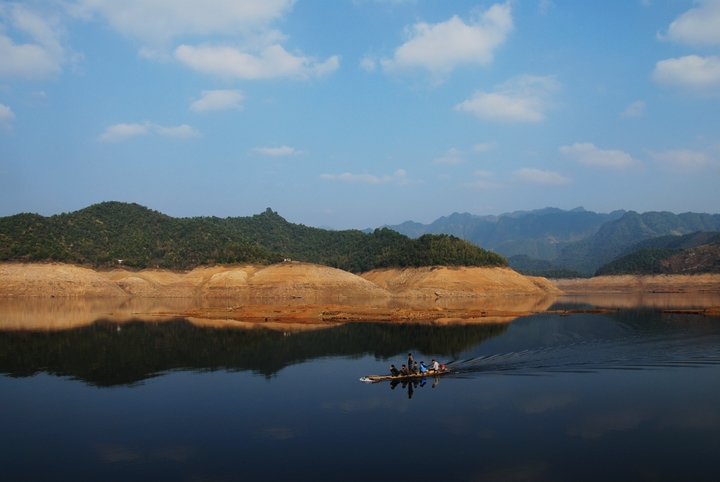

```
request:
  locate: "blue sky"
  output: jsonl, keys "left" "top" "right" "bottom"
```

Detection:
{"left": 1, "top": 0, "right": 719, "bottom": 229}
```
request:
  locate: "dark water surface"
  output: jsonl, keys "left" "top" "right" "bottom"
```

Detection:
{"left": 2, "top": 296, "right": 720, "bottom": 481}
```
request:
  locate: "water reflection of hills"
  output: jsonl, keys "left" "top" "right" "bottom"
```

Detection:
{"left": 0, "top": 319, "right": 508, "bottom": 387}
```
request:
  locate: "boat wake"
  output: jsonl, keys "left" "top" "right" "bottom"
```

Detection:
{"left": 445, "top": 329, "right": 720, "bottom": 376}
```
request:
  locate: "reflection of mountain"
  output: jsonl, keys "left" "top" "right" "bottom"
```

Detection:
{"left": 0, "top": 319, "right": 508, "bottom": 386}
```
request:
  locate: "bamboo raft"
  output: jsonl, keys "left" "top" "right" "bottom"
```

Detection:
{"left": 360, "top": 369, "right": 452, "bottom": 383}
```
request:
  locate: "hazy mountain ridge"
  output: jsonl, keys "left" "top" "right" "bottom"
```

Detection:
{"left": 383, "top": 208, "right": 720, "bottom": 276}
{"left": 382, "top": 207, "right": 625, "bottom": 261}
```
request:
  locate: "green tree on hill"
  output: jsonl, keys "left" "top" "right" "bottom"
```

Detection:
{"left": 0, "top": 202, "right": 506, "bottom": 272}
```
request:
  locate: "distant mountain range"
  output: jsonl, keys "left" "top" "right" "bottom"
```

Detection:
{"left": 379, "top": 208, "right": 720, "bottom": 276}
{"left": 379, "top": 207, "right": 625, "bottom": 260}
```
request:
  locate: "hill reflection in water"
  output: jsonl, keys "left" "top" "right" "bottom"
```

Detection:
{"left": 0, "top": 295, "right": 558, "bottom": 331}
{"left": 0, "top": 318, "right": 508, "bottom": 386}
{"left": 3, "top": 294, "right": 720, "bottom": 481}
{"left": 2, "top": 293, "right": 718, "bottom": 387}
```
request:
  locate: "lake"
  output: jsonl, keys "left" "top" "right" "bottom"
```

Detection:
{"left": 2, "top": 294, "right": 720, "bottom": 481}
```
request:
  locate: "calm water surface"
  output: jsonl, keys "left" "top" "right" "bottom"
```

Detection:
{"left": 2, "top": 295, "right": 720, "bottom": 481}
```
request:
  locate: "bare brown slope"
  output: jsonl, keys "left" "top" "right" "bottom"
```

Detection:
{"left": 360, "top": 266, "right": 562, "bottom": 298}
{"left": 0, "top": 262, "right": 393, "bottom": 299}
{"left": 552, "top": 274, "right": 720, "bottom": 293}
{"left": 1, "top": 263, "right": 560, "bottom": 299}
{"left": 103, "top": 268, "right": 197, "bottom": 297}
{"left": 0, "top": 263, "right": 127, "bottom": 298}
{"left": 200, "top": 262, "right": 391, "bottom": 299}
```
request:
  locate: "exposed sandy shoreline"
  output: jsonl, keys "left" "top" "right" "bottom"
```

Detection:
{"left": 551, "top": 274, "right": 720, "bottom": 294}
{"left": 0, "top": 262, "right": 561, "bottom": 299}
{"left": 2, "top": 263, "right": 720, "bottom": 331}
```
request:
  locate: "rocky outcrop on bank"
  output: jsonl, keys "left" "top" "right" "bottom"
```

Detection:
{"left": 360, "top": 266, "right": 562, "bottom": 298}
{"left": 0, "top": 263, "right": 127, "bottom": 297}
{"left": 199, "top": 263, "right": 391, "bottom": 299}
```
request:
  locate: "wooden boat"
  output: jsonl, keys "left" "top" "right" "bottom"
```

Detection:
{"left": 360, "top": 369, "right": 452, "bottom": 383}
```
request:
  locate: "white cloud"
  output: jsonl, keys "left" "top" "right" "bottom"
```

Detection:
{"left": 648, "top": 149, "right": 711, "bottom": 172}
{"left": 155, "top": 124, "right": 200, "bottom": 138}
{"left": 190, "top": 90, "right": 245, "bottom": 112}
{"left": 652, "top": 55, "right": 720, "bottom": 89}
{"left": 0, "top": 5, "right": 67, "bottom": 79}
{"left": 380, "top": 2, "right": 513, "bottom": 77}
{"left": 253, "top": 146, "right": 297, "bottom": 156}
{"left": 512, "top": 168, "right": 570, "bottom": 185}
{"left": 99, "top": 121, "right": 200, "bottom": 141}
{"left": 70, "top": 0, "right": 338, "bottom": 81}
{"left": 560, "top": 142, "right": 642, "bottom": 169}
{"left": 360, "top": 56, "right": 377, "bottom": 72}
{"left": 473, "top": 170, "right": 494, "bottom": 177}
{"left": 433, "top": 148, "right": 464, "bottom": 164}
{"left": 662, "top": 0, "right": 720, "bottom": 46}
{"left": 0, "top": 102, "right": 15, "bottom": 130}
{"left": 538, "top": 0, "right": 555, "bottom": 15}
{"left": 175, "top": 44, "right": 339, "bottom": 80}
{"left": 321, "top": 169, "right": 408, "bottom": 184}
{"left": 0, "top": 103, "right": 15, "bottom": 120}
{"left": 474, "top": 142, "right": 497, "bottom": 152}
{"left": 98, "top": 122, "right": 150, "bottom": 141}
{"left": 68, "top": 0, "right": 294, "bottom": 46}
{"left": 463, "top": 180, "right": 503, "bottom": 189}
{"left": 455, "top": 75, "right": 559, "bottom": 123}
{"left": 620, "top": 100, "right": 646, "bottom": 118}
{"left": 463, "top": 170, "right": 501, "bottom": 189}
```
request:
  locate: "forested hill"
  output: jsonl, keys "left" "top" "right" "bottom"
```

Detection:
{"left": 0, "top": 202, "right": 506, "bottom": 272}
{"left": 552, "top": 211, "right": 720, "bottom": 274}
{"left": 594, "top": 232, "right": 720, "bottom": 276}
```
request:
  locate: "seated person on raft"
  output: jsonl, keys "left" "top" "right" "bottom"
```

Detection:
{"left": 390, "top": 360, "right": 444, "bottom": 377}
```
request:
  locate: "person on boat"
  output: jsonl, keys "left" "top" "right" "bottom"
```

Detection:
{"left": 412, "top": 362, "right": 420, "bottom": 374}
{"left": 400, "top": 364, "right": 409, "bottom": 375}
{"left": 407, "top": 353, "right": 414, "bottom": 370}
{"left": 390, "top": 365, "right": 401, "bottom": 377}
{"left": 419, "top": 361, "right": 428, "bottom": 373}
{"left": 430, "top": 359, "right": 440, "bottom": 371}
